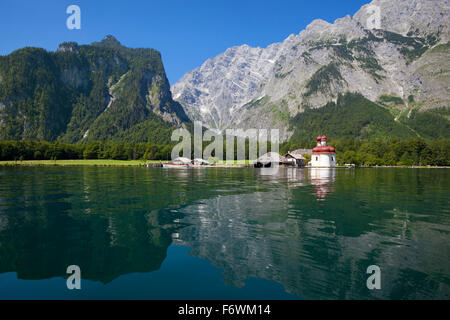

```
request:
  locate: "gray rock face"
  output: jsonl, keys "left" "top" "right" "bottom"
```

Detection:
{"left": 172, "top": 0, "right": 450, "bottom": 140}
{"left": 172, "top": 43, "right": 283, "bottom": 131}
{"left": 57, "top": 42, "right": 79, "bottom": 53}
{"left": 353, "top": 0, "right": 449, "bottom": 39}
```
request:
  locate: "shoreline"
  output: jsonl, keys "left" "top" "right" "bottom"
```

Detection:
{"left": 0, "top": 160, "right": 449, "bottom": 169}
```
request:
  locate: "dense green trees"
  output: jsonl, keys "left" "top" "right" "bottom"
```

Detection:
{"left": 281, "top": 138, "right": 450, "bottom": 166}
{"left": 285, "top": 92, "right": 449, "bottom": 166}
{"left": 1, "top": 138, "right": 449, "bottom": 166}
{"left": 0, "top": 48, "right": 72, "bottom": 140}
{"left": 405, "top": 109, "right": 450, "bottom": 140}
{"left": 0, "top": 140, "right": 174, "bottom": 161}
{"left": 290, "top": 93, "right": 417, "bottom": 144}
{"left": 289, "top": 93, "right": 450, "bottom": 145}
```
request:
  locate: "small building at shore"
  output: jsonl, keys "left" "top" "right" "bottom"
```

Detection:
{"left": 311, "top": 136, "right": 336, "bottom": 167}
{"left": 193, "top": 158, "right": 211, "bottom": 166}
{"left": 254, "top": 152, "right": 286, "bottom": 168}
{"left": 173, "top": 157, "right": 191, "bottom": 164}
{"left": 284, "top": 151, "right": 306, "bottom": 167}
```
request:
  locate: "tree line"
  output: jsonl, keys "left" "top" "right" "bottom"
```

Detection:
{"left": 0, "top": 139, "right": 275, "bottom": 162}
{"left": 1, "top": 138, "right": 449, "bottom": 166}
{"left": 0, "top": 140, "right": 174, "bottom": 161}
{"left": 281, "top": 138, "right": 450, "bottom": 166}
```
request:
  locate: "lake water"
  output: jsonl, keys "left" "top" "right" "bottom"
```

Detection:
{"left": 0, "top": 166, "right": 448, "bottom": 299}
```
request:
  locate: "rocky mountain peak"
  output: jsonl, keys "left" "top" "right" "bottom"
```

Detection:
{"left": 93, "top": 35, "right": 123, "bottom": 49}
{"left": 57, "top": 42, "right": 79, "bottom": 53}
{"left": 298, "top": 15, "right": 366, "bottom": 43}
{"left": 353, "top": 0, "right": 449, "bottom": 40}
{"left": 172, "top": 0, "right": 449, "bottom": 140}
{"left": 102, "top": 35, "right": 121, "bottom": 44}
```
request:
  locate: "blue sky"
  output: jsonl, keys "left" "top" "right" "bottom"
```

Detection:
{"left": 0, "top": 0, "right": 370, "bottom": 84}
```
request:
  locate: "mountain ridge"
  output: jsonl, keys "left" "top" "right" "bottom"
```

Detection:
{"left": 0, "top": 35, "right": 189, "bottom": 143}
{"left": 172, "top": 0, "right": 450, "bottom": 141}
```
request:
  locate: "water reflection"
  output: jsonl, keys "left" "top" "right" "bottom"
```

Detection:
{"left": 0, "top": 167, "right": 448, "bottom": 299}
{"left": 174, "top": 168, "right": 449, "bottom": 299}
{"left": 308, "top": 168, "right": 335, "bottom": 200}
{"left": 0, "top": 204, "right": 182, "bottom": 283}
{"left": 0, "top": 167, "right": 186, "bottom": 283}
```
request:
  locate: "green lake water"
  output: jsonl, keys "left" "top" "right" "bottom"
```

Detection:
{"left": 0, "top": 166, "right": 448, "bottom": 299}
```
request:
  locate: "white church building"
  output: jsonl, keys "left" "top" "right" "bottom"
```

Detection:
{"left": 310, "top": 135, "right": 336, "bottom": 167}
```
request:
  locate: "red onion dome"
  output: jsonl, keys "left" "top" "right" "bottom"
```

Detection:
{"left": 312, "top": 146, "right": 336, "bottom": 154}
{"left": 316, "top": 136, "right": 322, "bottom": 141}
{"left": 321, "top": 135, "right": 327, "bottom": 141}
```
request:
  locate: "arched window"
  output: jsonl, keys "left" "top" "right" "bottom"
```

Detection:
{"left": 316, "top": 156, "right": 318, "bottom": 161}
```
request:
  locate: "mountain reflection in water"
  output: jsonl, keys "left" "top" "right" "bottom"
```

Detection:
{"left": 0, "top": 167, "right": 448, "bottom": 299}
